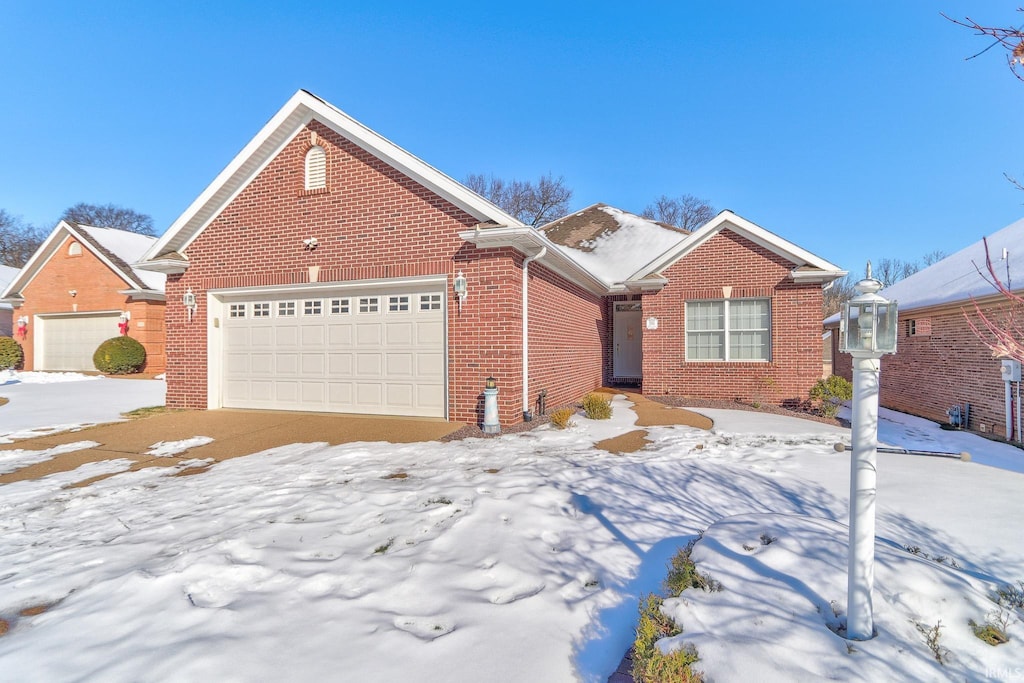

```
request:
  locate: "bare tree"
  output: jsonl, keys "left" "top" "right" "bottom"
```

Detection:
{"left": 922, "top": 249, "right": 948, "bottom": 266}
{"left": 0, "top": 209, "right": 44, "bottom": 268}
{"left": 823, "top": 274, "right": 858, "bottom": 317}
{"left": 465, "top": 173, "right": 572, "bottom": 227}
{"left": 874, "top": 258, "right": 920, "bottom": 286}
{"left": 964, "top": 237, "right": 1024, "bottom": 363}
{"left": 943, "top": 10, "right": 1024, "bottom": 82}
{"left": 61, "top": 202, "right": 155, "bottom": 236}
{"left": 641, "top": 194, "right": 715, "bottom": 231}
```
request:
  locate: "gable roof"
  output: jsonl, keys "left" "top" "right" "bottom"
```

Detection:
{"left": 538, "top": 204, "right": 689, "bottom": 283}
{"left": 866, "top": 216, "right": 1024, "bottom": 313}
{"left": 0, "top": 265, "right": 17, "bottom": 312}
{"left": 626, "top": 210, "right": 845, "bottom": 285}
{"left": 139, "top": 90, "right": 525, "bottom": 267}
{"left": 1, "top": 221, "right": 164, "bottom": 302}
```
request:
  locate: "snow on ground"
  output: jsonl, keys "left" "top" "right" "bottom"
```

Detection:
{"left": 0, "top": 394, "right": 1022, "bottom": 682}
{"left": 0, "top": 372, "right": 165, "bottom": 444}
{"left": 146, "top": 436, "right": 215, "bottom": 458}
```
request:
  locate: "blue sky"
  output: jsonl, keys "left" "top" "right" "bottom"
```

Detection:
{"left": 1, "top": 1, "right": 1021, "bottom": 276}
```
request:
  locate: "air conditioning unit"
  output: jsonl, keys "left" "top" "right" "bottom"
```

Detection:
{"left": 1001, "top": 359, "right": 1021, "bottom": 382}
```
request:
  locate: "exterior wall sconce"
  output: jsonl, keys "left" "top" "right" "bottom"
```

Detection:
{"left": 839, "top": 262, "right": 898, "bottom": 642}
{"left": 303, "top": 237, "right": 319, "bottom": 250}
{"left": 68, "top": 289, "right": 77, "bottom": 297}
{"left": 118, "top": 311, "right": 131, "bottom": 335}
{"left": 15, "top": 315, "right": 28, "bottom": 340}
{"left": 182, "top": 287, "right": 198, "bottom": 322}
{"left": 482, "top": 375, "right": 500, "bottom": 434}
{"left": 453, "top": 271, "right": 468, "bottom": 312}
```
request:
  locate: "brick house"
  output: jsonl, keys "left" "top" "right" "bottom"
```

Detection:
{"left": 826, "top": 217, "right": 1024, "bottom": 440}
{"left": 138, "top": 90, "right": 843, "bottom": 425}
{"left": 0, "top": 221, "right": 166, "bottom": 372}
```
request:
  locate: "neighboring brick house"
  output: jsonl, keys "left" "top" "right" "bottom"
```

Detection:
{"left": 826, "top": 217, "right": 1024, "bottom": 440}
{"left": 138, "top": 90, "right": 843, "bottom": 425}
{"left": 0, "top": 265, "right": 16, "bottom": 337}
{"left": 0, "top": 221, "right": 166, "bottom": 372}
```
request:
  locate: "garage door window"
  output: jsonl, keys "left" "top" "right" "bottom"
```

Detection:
{"left": 304, "top": 300, "right": 323, "bottom": 316}
{"left": 229, "top": 303, "right": 247, "bottom": 318}
{"left": 330, "top": 298, "right": 350, "bottom": 314}
{"left": 359, "top": 297, "right": 379, "bottom": 313}
{"left": 388, "top": 295, "right": 410, "bottom": 312}
{"left": 420, "top": 293, "right": 441, "bottom": 311}
{"left": 253, "top": 303, "right": 270, "bottom": 317}
{"left": 278, "top": 301, "right": 296, "bottom": 317}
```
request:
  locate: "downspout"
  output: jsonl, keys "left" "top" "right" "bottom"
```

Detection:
{"left": 522, "top": 246, "right": 547, "bottom": 420}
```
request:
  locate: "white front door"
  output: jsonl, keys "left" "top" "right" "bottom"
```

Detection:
{"left": 613, "top": 302, "right": 642, "bottom": 378}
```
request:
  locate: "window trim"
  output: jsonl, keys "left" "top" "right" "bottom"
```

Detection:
{"left": 304, "top": 145, "right": 327, "bottom": 190}
{"left": 685, "top": 297, "right": 772, "bottom": 363}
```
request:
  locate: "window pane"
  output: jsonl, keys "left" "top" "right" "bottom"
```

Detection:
{"left": 687, "top": 301, "right": 724, "bottom": 331}
{"left": 729, "top": 330, "right": 769, "bottom": 360}
{"left": 687, "top": 331, "right": 725, "bottom": 360}
{"left": 729, "top": 299, "right": 769, "bottom": 330}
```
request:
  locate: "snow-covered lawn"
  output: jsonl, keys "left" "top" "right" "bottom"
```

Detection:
{"left": 1, "top": 379, "right": 1022, "bottom": 682}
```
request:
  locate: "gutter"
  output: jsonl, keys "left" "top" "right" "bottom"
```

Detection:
{"left": 522, "top": 246, "right": 547, "bottom": 420}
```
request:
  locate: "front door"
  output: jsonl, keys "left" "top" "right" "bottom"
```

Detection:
{"left": 613, "top": 302, "right": 642, "bottom": 378}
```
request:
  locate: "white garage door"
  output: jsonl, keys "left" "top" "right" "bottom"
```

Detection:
{"left": 221, "top": 284, "right": 446, "bottom": 417}
{"left": 39, "top": 312, "right": 121, "bottom": 371}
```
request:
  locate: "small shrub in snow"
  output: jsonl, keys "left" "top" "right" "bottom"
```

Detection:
{"left": 915, "top": 620, "right": 949, "bottom": 664}
{"left": 93, "top": 336, "right": 146, "bottom": 374}
{"left": 996, "top": 580, "right": 1024, "bottom": 609}
{"left": 549, "top": 408, "right": 574, "bottom": 430}
{"left": 969, "top": 613, "right": 1010, "bottom": 646}
{"left": 0, "top": 336, "right": 23, "bottom": 371}
{"left": 373, "top": 538, "right": 394, "bottom": 554}
{"left": 632, "top": 594, "right": 702, "bottom": 683}
{"left": 809, "top": 375, "right": 852, "bottom": 419}
{"left": 664, "top": 538, "right": 722, "bottom": 596}
{"left": 581, "top": 392, "right": 612, "bottom": 420}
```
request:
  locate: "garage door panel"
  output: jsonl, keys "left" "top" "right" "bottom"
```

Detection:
{"left": 39, "top": 313, "right": 121, "bottom": 372}
{"left": 222, "top": 284, "right": 445, "bottom": 417}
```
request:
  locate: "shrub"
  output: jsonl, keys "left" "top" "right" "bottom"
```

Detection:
{"left": 93, "top": 336, "right": 146, "bottom": 374}
{"left": 969, "top": 616, "right": 1010, "bottom": 646}
{"left": 582, "top": 392, "right": 612, "bottom": 420}
{"left": 0, "top": 336, "right": 24, "bottom": 371}
{"left": 550, "top": 408, "right": 575, "bottom": 429}
{"left": 810, "top": 375, "right": 853, "bottom": 418}
{"left": 632, "top": 594, "right": 702, "bottom": 683}
{"left": 664, "top": 539, "right": 722, "bottom": 596}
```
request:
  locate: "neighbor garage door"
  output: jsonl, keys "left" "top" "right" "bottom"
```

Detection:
{"left": 38, "top": 312, "right": 121, "bottom": 371}
{"left": 221, "top": 284, "right": 446, "bottom": 417}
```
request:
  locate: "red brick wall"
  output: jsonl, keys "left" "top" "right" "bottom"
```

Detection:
{"left": 640, "top": 229, "right": 824, "bottom": 405}
{"left": 16, "top": 235, "right": 165, "bottom": 372}
{"left": 167, "top": 120, "right": 567, "bottom": 424}
{"left": 526, "top": 261, "right": 605, "bottom": 416}
{"left": 832, "top": 306, "right": 1014, "bottom": 435}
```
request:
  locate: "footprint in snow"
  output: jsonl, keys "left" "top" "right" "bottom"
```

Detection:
{"left": 393, "top": 616, "right": 455, "bottom": 640}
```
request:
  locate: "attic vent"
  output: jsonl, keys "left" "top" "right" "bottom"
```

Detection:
{"left": 305, "top": 145, "right": 326, "bottom": 190}
{"left": 68, "top": 241, "right": 82, "bottom": 256}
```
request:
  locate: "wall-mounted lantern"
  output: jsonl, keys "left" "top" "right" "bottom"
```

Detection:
{"left": 15, "top": 315, "right": 28, "bottom": 340}
{"left": 182, "top": 288, "right": 198, "bottom": 322}
{"left": 68, "top": 289, "right": 77, "bottom": 297}
{"left": 839, "top": 262, "right": 898, "bottom": 642}
{"left": 454, "top": 271, "right": 468, "bottom": 312}
{"left": 118, "top": 311, "right": 131, "bottom": 335}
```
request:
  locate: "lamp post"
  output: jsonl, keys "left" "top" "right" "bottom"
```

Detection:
{"left": 839, "top": 263, "right": 898, "bottom": 641}
{"left": 482, "top": 376, "right": 500, "bottom": 435}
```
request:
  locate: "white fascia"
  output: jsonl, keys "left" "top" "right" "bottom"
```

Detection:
{"left": 458, "top": 226, "right": 609, "bottom": 296}
{"left": 118, "top": 289, "right": 167, "bottom": 301}
{"left": 135, "top": 258, "right": 190, "bottom": 274}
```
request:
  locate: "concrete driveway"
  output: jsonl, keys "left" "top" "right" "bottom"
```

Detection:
{"left": 0, "top": 409, "right": 464, "bottom": 485}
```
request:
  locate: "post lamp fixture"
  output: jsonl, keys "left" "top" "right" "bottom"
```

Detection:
{"left": 482, "top": 375, "right": 500, "bottom": 435}
{"left": 839, "top": 262, "right": 898, "bottom": 641}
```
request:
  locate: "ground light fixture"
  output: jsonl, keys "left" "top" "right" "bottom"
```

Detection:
{"left": 839, "top": 262, "right": 898, "bottom": 640}
{"left": 483, "top": 376, "right": 500, "bottom": 435}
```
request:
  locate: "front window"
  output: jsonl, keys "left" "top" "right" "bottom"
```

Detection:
{"left": 686, "top": 298, "right": 770, "bottom": 361}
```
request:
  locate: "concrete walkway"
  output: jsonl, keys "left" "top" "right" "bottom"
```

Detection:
{"left": 0, "top": 409, "right": 463, "bottom": 485}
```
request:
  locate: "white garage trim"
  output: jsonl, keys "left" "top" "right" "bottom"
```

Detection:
{"left": 34, "top": 310, "right": 122, "bottom": 372}
{"left": 207, "top": 275, "right": 448, "bottom": 418}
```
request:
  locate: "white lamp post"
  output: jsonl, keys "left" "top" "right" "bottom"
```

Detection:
{"left": 839, "top": 262, "right": 898, "bottom": 641}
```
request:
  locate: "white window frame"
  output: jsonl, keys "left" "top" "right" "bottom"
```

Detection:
{"left": 277, "top": 301, "right": 297, "bottom": 317}
{"left": 419, "top": 293, "right": 442, "bottom": 311}
{"left": 303, "top": 300, "right": 323, "bottom": 316}
{"left": 685, "top": 298, "right": 771, "bottom": 362}
{"left": 330, "top": 298, "right": 351, "bottom": 314}
{"left": 229, "top": 303, "right": 247, "bottom": 319}
{"left": 388, "top": 295, "right": 410, "bottom": 313}
{"left": 253, "top": 302, "right": 271, "bottom": 318}
{"left": 358, "top": 296, "right": 379, "bottom": 314}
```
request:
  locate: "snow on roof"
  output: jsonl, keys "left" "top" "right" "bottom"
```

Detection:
{"left": 872, "top": 216, "right": 1024, "bottom": 313}
{"left": 0, "top": 264, "right": 17, "bottom": 311}
{"left": 539, "top": 204, "right": 687, "bottom": 284}
{"left": 79, "top": 225, "right": 165, "bottom": 292}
